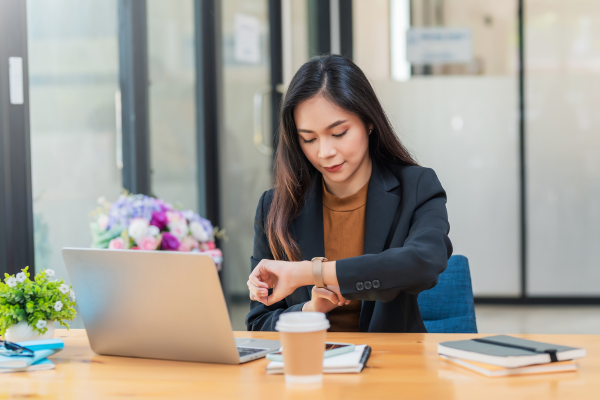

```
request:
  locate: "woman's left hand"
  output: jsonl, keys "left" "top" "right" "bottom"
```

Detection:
{"left": 248, "top": 259, "right": 304, "bottom": 306}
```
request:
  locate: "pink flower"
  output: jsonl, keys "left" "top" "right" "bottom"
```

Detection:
{"left": 137, "top": 236, "right": 159, "bottom": 251}
{"left": 206, "top": 241, "right": 216, "bottom": 250}
{"left": 166, "top": 211, "right": 184, "bottom": 223}
{"left": 108, "top": 237, "right": 125, "bottom": 249}
{"left": 178, "top": 241, "right": 192, "bottom": 252}
{"left": 98, "top": 214, "right": 109, "bottom": 231}
{"left": 178, "top": 236, "right": 199, "bottom": 252}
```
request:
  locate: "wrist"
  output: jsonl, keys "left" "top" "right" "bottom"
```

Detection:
{"left": 292, "top": 260, "right": 313, "bottom": 288}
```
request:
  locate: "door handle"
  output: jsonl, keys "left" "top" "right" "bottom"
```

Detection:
{"left": 253, "top": 85, "right": 273, "bottom": 156}
{"left": 115, "top": 90, "right": 123, "bottom": 170}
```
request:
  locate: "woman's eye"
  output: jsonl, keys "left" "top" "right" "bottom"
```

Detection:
{"left": 302, "top": 138, "right": 316, "bottom": 144}
{"left": 333, "top": 130, "right": 348, "bottom": 138}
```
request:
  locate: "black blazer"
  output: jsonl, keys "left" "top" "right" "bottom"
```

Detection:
{"left": 246, "top": 161, "right": 453, "bottom": 332}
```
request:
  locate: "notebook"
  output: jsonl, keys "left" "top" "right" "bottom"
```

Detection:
{"left": 0, "top": 358, "right": 55, "bottom": 373}
{"left": 440, "top": 355, "right": 578, "bottom": 377}
{"left": 266, "top": 344, "right": 371, "bottom": 374}
{"left": 438, "top": 335, "right": 586, "bottom": 368}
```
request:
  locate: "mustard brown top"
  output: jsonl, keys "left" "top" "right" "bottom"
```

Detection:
{"left": 322, "top": 179, "right": 369, "bottom": 332}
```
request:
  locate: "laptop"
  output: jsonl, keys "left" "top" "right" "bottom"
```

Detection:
{"left": 61, "top": 248, "right": 280, "bottom": 364}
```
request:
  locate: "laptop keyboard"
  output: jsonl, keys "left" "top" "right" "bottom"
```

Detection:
{"left": 237, "top": 347, "right": 267, "bottom": 357}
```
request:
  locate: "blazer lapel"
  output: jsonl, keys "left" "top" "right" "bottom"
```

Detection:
{"left": 291, "top": 176, "right": 324, "bottom": 298}
{"left": 363, "top": 161, "right": 402, "bottom": 255}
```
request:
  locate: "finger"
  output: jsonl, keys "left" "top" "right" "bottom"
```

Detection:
{"left": 249, "top": 273, "right": 269, "bottom": 289}
{"left": 247, "top": 280, "right": 269, "bottom": 299}
{"left": 345, "top": 300, "right": 351, "bottom": 305}
{"left": 251, "top": 260, "right": 276, "bottom": 289}
{"left": 325, "top": 285, "right": 347, "bottom": 303}
{"left": 313, "top": 287, "right": 340, "bottom": 305}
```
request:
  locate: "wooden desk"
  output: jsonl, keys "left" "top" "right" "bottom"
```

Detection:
{"left": 1, "top": 330, "right": 598, "bottom": 399}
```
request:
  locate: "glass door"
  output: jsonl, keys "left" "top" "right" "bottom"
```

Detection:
{"left": 219, "top": 0, "right": 273, "bottom": 304}
{"left": 219, "top": 0, "right": 311, "bottom": 312}
{"left": 27, "top": 0, "right": 121, "bottom": 328}
{"left": 147, "top": 0, "right": 198, "bottom": 211}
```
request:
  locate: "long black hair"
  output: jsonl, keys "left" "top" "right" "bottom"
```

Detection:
{"left": 266, "top": 54, "right": 418, "bottom": 261}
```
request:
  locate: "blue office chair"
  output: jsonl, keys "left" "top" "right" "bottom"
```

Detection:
{"left": 417, "top": 255, "right": 478, "bottom": 333}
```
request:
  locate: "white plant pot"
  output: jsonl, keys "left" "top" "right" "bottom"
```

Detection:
{"left": 4, "top": 320, "right": 55, "bottom": 342}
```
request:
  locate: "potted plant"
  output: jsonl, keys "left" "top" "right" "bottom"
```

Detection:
{"left": 0, "top": 267, "right": 77, "bottom": 342}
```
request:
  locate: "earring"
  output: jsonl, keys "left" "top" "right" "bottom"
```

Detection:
{"left": 369, "top": 129, "right": 373, "bottom": 133}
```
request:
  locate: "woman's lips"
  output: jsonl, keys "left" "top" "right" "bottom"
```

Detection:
{"left": 324, "top": 162, "right": 345, "bottom": 173}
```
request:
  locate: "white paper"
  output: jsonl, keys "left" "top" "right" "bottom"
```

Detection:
{"left": 234, "top": 14, "right": 261, "bottom": 64}
{"left": 8, "top": 57, "right": 24, "bottom": 105}
{"left": 406, "top": 27, "right": 473, "bottom": 65}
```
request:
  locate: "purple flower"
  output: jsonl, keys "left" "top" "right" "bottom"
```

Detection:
{"left": 161, "top": 232, "right": 180, "bottom": 251}
{"left": 151, "top": 211, "right": 168, "bottom": 230}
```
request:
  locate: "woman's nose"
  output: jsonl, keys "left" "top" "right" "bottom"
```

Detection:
{"left": 318, "top": 138, "right": 337, "bottom": 159}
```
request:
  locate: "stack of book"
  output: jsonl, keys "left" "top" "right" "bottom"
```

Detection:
{"left": 438, "top": 335, "right": 586, "bottom": 377}
{"left": 266, "top": 345, "right": 371, "bottom": 374}
{"left": 0, "top": 339, "right": 64, "bottom": 373}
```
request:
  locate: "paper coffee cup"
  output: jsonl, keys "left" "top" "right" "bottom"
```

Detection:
{"left": 275, "top": 312, "right": 330, "bottom": 384}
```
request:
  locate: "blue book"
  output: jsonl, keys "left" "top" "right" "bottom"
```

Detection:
{"left": 0, "top": 339, "right": 64, "bottom": 370}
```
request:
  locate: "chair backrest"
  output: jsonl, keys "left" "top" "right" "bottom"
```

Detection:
{"left": 417, "top": 255, "right": 478, "bottom": 333}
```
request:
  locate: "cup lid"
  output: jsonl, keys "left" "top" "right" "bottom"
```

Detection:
{"left": 275, "top": 312, "right": 330, "bottom": 333}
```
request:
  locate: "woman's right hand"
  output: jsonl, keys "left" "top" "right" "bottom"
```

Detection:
{"left": 302, "top": 286, "right": 350, "bottom": 313}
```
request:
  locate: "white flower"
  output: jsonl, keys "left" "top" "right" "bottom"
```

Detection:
{"left": 16, "top": 272, "right": 27, "bottom": 283}
{"left": 54, "top": 301, "right": 63, "bottom": 311}
{"left": 59, "top": 283, "right": 70, "bottom": 294}
{"left": 189, "top": 221, "right": 209, "bottom": 242}
{"left": 36, "top": 320, "right": 47, "bottom": 329}
{"left": 45, "top": 269, "right": 55, "bottom": 277}
{"left": 98, "top": 214, "right": 109, "bottom": 231}
{"left": 97, "top": 196, "right": 106, "bottom": 205}
{"left": 6, "top": 277, "right": 17, "bottom": 288}
{"left": 167, "top": 220, "right": 189, "bottom": 240}
{"left": 70, "top": 289, "right": 76, "bottom": 301}
{"left": 147, "top": 225, "right": 160, "bottom": 237}
{"left": 128, "top": 218, "right": 149, "bottom": 241}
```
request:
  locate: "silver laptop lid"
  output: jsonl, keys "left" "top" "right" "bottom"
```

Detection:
{"left": 62, "top": 248, "right": 241, "bottom": 364}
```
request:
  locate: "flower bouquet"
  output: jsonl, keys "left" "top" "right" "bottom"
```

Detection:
{"left": 90, "top": 193, "right": 223, "bottom": 270}
{"left": 0, "top": 267, "right": 77, "bottom": 341}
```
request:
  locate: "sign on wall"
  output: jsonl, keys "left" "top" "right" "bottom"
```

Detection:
{"left": 406, "top": 27, "right": 473, "bottom": 65}
{"left": 234, "top": 14, "right": 261, "bottom": 64}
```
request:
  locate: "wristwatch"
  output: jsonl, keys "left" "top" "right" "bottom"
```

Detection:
{"left": 311, "top": 257, "right": 328, "bottom": 288}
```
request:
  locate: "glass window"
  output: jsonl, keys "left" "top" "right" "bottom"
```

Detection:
{"left": 147, "top": 0, "right": 198, "bottom": 212}
{"left": 28, "top": 0, "right": 121, "bottom": 327}
{"left": 526, "top": 0, "right": 600, "bottom": 296}
{"left": 356, "top": 0, "right": 520, "bottom": 295}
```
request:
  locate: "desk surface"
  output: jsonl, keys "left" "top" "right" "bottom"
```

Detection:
{"left": 1, "top": 330, "right": 599, "bottom": 399}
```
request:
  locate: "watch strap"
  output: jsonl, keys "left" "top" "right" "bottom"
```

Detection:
{"left": 311, "top": 257, "right": 328, "bottom": 288}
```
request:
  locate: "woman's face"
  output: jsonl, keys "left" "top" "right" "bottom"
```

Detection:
{"left": 294, "top": 94, "right": 371, "bottom": 185}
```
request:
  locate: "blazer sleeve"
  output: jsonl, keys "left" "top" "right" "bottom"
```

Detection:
{"left": 245, "top": 191, "right": 306, "bottom": 331}
{"left": 336, "top": 168, "right": 453, "bottom": 302}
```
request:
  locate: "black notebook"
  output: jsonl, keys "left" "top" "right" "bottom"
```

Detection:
{"left": 438, "top": 335, "right": 586, "bottom": 368}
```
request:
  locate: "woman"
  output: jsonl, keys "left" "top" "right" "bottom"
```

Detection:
{"left": 246, "top": 54, "right": 452, "bottom": 333}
